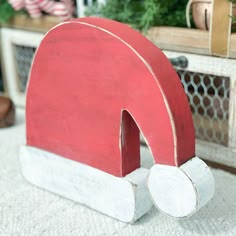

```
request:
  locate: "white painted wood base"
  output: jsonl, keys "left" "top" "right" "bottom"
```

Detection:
{"left": 147, "top": 157, "right": 215, "bottom": 218}
{"left": 19, "top": 146, "right": 153, "bottom": 223}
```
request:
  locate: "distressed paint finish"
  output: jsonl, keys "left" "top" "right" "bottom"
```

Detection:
{"left": 23, "top": 18, "right": 215, "bottom": 220}
{"left": 26, "top": 17, "right": 195, "bottom": 177}
{"left": 20, "top": 145, "right": 153, "bottom": 222}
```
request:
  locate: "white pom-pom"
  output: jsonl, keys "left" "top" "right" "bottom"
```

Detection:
{"left": 147, "top": 157, "right": 215, "bottom": 218}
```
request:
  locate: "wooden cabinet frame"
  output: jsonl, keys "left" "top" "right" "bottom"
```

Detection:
{"left": 0, "top": 28, "right": 44, "bottom": 107}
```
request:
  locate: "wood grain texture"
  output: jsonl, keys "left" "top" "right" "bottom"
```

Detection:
{"left": 26, "top": 17, "right": 195, "bottom": 177}
{"left": 210, "top": 0, "right": 232, "bottom": 57}
{"left": 1, "top": 15, "right": 60, "bottom": 33}
{"left": 147, "top": 27, "right": 236, "bottom": 59}
{"left": 3, "top": 16, "right": 236, "bottom": 58}
{"left": 20, "top": 145, "right": 153, "bottom": 223}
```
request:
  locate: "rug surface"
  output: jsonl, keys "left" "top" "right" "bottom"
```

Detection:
{"left": 0, "top": 109, "right": 235, "bottom": 236}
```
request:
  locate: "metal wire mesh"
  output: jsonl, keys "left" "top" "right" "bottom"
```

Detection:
{"left": 177, "top": 70, "right": 230, "bottom": 146}
{"left": 13, "top": 45, "right": 36, "bottom": 92}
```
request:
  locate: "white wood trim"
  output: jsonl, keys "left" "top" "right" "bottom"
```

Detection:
{"left": 147, "top": 157, "right": 215, "bottom": 218}
{"left": 20, "top": 145, "right": 153, "bottom": 223}
{"left": 196, "top": 139, "right": 236, "bottom": 168}
{"left": 20, "top": 145, "right": 214, "bottom": 221}
{"left": 0, "top": 28, "right": 44, "bottom": 107}
{"left": 163, "top": 51, "right": 236, "bottom": 78}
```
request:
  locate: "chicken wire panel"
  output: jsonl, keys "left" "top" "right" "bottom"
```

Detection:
{"left": 13, "top": 44, "right": 36, "bottom": 92}
{"left": 176, "top": 70, "right": 230, "bottom": 146}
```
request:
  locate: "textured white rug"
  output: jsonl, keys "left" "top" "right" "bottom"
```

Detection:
{"left": 0, "top": 108, "right": 236, "bottom": 236}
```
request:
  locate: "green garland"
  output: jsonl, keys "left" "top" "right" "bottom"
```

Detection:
{"left": 0, "top": 0, "right": 16, "bottom": 24}
{"left": 86, "top": 0, "right": 188, "bottom": 31}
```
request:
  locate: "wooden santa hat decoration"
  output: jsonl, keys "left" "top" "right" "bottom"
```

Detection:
{"left": 20, "top": 17, "right": 215, "bottom": 222}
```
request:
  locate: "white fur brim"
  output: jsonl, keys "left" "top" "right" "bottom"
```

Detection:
{"left": 20, "top": 145, "right": 153, "bottom": 223}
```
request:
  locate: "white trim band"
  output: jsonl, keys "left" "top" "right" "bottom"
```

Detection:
{"left": 20, "top": 146, "right": 153, "bottom": 223}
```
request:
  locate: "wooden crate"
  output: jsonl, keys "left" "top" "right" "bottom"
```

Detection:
{"left": 146, "top": 27, "right": 236, "bottom": 59}
{"left": 0, "top": 28, "right": 44, "bottom": 106}
{"left": 145, "top": 27, "right": 236, "bottom": 170}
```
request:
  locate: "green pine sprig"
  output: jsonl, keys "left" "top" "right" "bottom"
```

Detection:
{"left": 86, "top": 0, "right": 189, "bottom": 31}
{"left": 0, "top": 0, "right": 15, "bottom": 24}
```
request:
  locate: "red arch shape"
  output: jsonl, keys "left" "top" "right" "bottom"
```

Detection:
{"left": 26, "top": 17, "right": 195, "bottom": 177}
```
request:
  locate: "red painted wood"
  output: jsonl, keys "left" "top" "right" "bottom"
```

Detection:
{"left": 121, "top": 110, "right": 140, "bottom": 176}
{"left": 26, "top": 17, "right": 195, "bottom": 177}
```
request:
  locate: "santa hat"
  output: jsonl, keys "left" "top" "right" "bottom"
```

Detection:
{"left": 20, "top": 17, "right": 215, "bottom": 222}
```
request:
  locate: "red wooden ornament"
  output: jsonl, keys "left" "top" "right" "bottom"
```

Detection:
{"left": 26, "top": 17, "right": 195, "bottom": 177}
{"left": 20, "top": 17, "right": 214, "bottom": 222}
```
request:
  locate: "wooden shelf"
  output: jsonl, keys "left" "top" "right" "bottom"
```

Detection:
{"left": 2, "top": 17, "right": 236, "bottom": 59}
{"left": 1, "top": 15, "right": 61, "bottom": 33}
{"left": 147, "top": 27, "right": 236, "bottom": 59}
